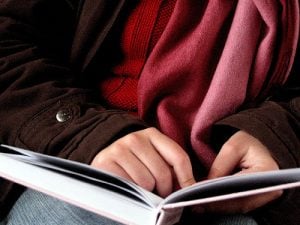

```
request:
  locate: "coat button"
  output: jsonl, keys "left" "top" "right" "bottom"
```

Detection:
{"left": 56, "top": 109, "right": 71, "bottom": 122}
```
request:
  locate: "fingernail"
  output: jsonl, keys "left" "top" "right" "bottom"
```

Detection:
{"left": 182, "top": 178, "right": 196, "bottom": 188}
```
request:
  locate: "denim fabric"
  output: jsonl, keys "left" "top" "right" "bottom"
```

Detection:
{"left": 0, "top": 189, "right": 121, "bottom": 225}
{"left": 209, "top": 214, "right": 258, "bottom": 225}
{"left": 0, "top": 189, "right": 258, "bottom": 225}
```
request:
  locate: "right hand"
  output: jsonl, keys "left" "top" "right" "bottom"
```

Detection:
{"left": 91, "top": 127, "right": 196, "bottom": 197}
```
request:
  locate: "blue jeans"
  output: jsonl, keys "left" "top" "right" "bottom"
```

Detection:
{"left": 1, "top": 189, "right": 121, "bottom": 225}
{"left": 0, "top": 189, "right": 258, "bottom": 225}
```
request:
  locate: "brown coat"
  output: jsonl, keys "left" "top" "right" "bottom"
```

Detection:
{"left": 0, "top": 0, "right": 299, "bottom": 224}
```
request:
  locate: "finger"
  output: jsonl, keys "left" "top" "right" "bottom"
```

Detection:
{"left": 128, "top": 137, "right": 174, "bottom": 197}
{"left": 147, "top": 128, "right": 196, "bottom": 188}
{"left": 91, "top": 146, "right": 155, "bottom": 190}
{"left": 236, "top": 166, "right": 278, "bottom": 176}
{"left": 208, "top": 149, "right": 242, "bottom": 179}
{"left": 208, "top": 138, "right": 246, "bottom": 179}
{"left": 106, "top": 145, "right": 156, "bottom": 192}
{"left": 91, "top": 157, "right": 132, "bottom": 181}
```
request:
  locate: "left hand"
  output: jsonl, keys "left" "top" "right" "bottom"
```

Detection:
{"left": 195, "top": 130, "right": 283, "bottom": 214}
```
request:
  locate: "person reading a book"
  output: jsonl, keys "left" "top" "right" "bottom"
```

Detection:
{"left": 0, "top": 0, "right": 299, "bottom": 225}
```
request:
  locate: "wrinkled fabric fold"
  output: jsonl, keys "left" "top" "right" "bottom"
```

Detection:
{"left": 138, "top": 0, "right": 299, "bottom": 168}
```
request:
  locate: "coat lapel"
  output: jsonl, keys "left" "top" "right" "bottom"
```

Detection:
{"left": 70, "top": 0, "right": 126, "bottom": 72}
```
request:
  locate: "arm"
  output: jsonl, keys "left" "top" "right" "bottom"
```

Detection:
{"left": 0, "top": 0, "right": 147, "bottom": 218}
{"left": 0, "top": 0, "right": 146, "bottom": 162}
{"left": 208, "top": 44, "right": 300, "bottom": 224}
{"left": 0, "top": 0, "right": 196, "bottom": 218}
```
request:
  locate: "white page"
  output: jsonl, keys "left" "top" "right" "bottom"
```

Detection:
{"left": 161, "top": 168, "right": 300, "bottom": 209}
{"left": 0, "top": 144, "right": 163, "bottom": 208}
{"left": 0, "top": 154, "right": 160, "bottom": 225}
{"left": 162, "top": 181, "right": 300, "bottom": 209}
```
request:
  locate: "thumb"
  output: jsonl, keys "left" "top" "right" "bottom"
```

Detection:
{"left": 208, "top": 148, "right": 244, "bottom": 179}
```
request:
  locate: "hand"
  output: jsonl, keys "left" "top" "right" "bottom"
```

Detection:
{"left": 91, "top": 127, "right": 196, "bottom": 197}
{"left": 196, "top": 130, "right": 282, "bottom": 214}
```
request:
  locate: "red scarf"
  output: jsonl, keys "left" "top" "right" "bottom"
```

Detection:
{"left": 138, "top": 0, "right": 299, "bottom": 168}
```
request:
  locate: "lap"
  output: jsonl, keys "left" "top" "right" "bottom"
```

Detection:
{"left": 1, "top": 189, "right": 121, "bottom": 225}
{"left": 180, "top": 214, "right": 258, "bottom": 225}
{"left": 1, "top": 189, "right": 258, "bottom": 225}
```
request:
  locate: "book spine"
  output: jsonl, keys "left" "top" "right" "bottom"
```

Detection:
{"left": 156, "top": 208, "right": 183, "bottom": 225}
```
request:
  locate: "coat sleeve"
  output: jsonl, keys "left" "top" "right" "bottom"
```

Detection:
{"left": 212, "top": 43, "right": 300, "bottom": 225}
{"left": 0, "top": 0, "right": 147, "bottom": 218}
{"left": 0, "top": 0, "right": 147, "bottom": 161}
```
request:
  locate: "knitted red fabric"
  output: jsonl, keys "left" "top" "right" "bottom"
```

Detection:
{"left": 98, "top": 0, "right": 176, "bottom": 111}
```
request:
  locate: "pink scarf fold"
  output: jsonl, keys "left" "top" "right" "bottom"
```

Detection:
{"left": 138, "top": 0, "right": 299, "bottom": 169}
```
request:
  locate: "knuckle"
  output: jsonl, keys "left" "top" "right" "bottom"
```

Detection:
{"left": 109, "top": 142, "right": 128, "bottom": 155}
{"left": 92, "top": 155, "right": 109, "bottom": 168}
{"left": 110, "top": 142, "right": 124, "bottom": 155}
{"left": 221, "top": 141, "right": 239, "bottom": 155}
{"left": 145, "top": 127, "right": 158, "bottom": 134}
{"left": 123, "top": 132, "right": 142, "bottom": 147}
{"left": 139, "top": 177, "right": 155, "bottom": 191}
{"left": 158, "top": 167, "right": 172, "bottom": 183}
{"left": 176, "top": 152, "right": 190, "bottom": 167}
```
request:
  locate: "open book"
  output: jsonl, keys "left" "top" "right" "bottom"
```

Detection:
{"left": 1, "top": 144, "right": 300, "bottom": 225}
